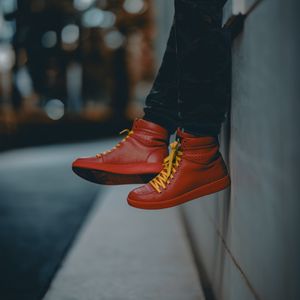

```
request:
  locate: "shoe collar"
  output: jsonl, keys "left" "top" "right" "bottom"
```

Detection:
{"left": 133, "top": 119, "right": 169, "bottom": 138}
{"left": 176, "top": 128, "right": 218, "bottom": 149}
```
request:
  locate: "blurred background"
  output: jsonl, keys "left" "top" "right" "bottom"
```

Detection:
{"left": 0, "top": 0, "right": 157, "bottom": 150}
{"left": 0, "top": 1, "right": 173, "bottom": 299}
{"left": 1, "top": 1, "right": 300, "bottom": 300}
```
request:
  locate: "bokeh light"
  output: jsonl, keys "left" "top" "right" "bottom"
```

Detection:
{"left": 123, "top": 0, "right": 146, "bottom": 14}
{"left": 41, "top": 31, "right": 57, "bottom": 48}
{"left": 0, "top": 44, "right": 15, "bottom": 72}
{"left": 73, "top": 0, "right": 96, "bottom": 11}
{"left": 82, "top": 8, "right": 105, "bottom": 27}
{"left": 45, "top": 99, "right": 65, "bottom": 120}
{"left": 104, "top": 30, "right": 125, "bottom": 49}
{"left": 61, "top": 24, "right": 80, "bottom": 45}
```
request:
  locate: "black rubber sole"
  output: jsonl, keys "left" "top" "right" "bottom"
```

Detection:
{"left": 72, "top": 167, "right": 157, "bottom": 185}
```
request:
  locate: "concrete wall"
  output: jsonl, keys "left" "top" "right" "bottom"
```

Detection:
{"left": 182, "top": 1, "right": 300, "bottom": 300}
{"left": 154, "top": 1, "right": 300, "bottom": 299}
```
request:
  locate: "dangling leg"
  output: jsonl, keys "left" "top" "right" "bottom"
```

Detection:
{"left": 175, "top": 0, "right": 230, "bottom": 136}
{"left": 128, "top": 0, "right": 232, "bottom": 209}
{"left": 72, "top": 11, "right": 181, "bottom": 185}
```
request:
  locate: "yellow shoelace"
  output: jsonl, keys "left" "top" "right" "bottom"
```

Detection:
{"left": 96, "top": 129, "right": 133, "bottom": 158}
{"left": 150, "top": 141, "right": 183, "bottom": 193}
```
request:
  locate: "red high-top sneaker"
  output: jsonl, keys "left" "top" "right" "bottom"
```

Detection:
{"left": 72, "top": 119, "right": 169, "bottom": 185}
{"left": 127, "top": 129, "right": 230, "bottom": 209}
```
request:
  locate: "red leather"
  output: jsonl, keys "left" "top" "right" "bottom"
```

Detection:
{"left": 127, "top": 129, "right": 230, "bottom": 209}
{"left": 72, "top": 119, "right": 169, "bottom": 184}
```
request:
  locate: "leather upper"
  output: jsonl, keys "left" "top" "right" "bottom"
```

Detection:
{"left": 72, "top": 119, "right": 169, "bottom": 174}
{"left": 128, "top": 130, "right": 228, "bottom": 203}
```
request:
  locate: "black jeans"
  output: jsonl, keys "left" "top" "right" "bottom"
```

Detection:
{"left": 144, "top": 0, "right": 230, "bottom": 136}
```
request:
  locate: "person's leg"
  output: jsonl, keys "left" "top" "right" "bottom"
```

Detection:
{"left": 127, "top": 0, "right": 232, "bottom": 209}
{"left": 175, "top": 0, "right": 230, "bottom": 136}
{"left": 144, "top": 0, "right": 230, "bottom": 136}
{"left": 143, "top": 22, "right": 179, "bottom": 134}
{"left": 74, "top": 0, "right": 231, "bottom": 189}
{"left": 73, "top": 20, "right": 179, "bottom": 185}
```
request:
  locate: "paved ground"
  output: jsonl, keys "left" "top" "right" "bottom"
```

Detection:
{"left": 44, "top": 185, "right": 205, "bottom": 300}
{"left": 0, "top": 140, "right": 205, "bottom": 300}
{"left": 0, "top": 140, "right": 116, "bottom": 300}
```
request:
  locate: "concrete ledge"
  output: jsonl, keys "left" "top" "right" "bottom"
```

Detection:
{"left": 44, "top": 186, "right": 205, "bottom": 300}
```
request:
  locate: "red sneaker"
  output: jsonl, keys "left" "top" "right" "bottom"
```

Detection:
{"left": 127, "top": 129, "right": 230, "bottom": 209}
{"left": 72, "top": 119, "right": 169, "bottom": 185}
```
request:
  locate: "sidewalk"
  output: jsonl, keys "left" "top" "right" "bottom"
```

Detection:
{"left": 44, "top": 185, "right": 205, "bottom": 300}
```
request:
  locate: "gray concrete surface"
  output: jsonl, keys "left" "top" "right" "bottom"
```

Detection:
{"left": 44, "top": 186, "right": 205, "bottom": 300}
{"left": 181, "top": 1, "right": 300, "bottom": 300}
{"left": 0, "top": 140, "right": 117, "bottom": 300}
